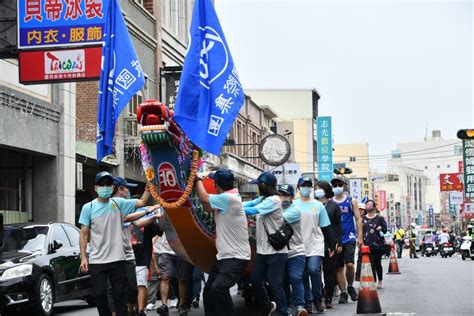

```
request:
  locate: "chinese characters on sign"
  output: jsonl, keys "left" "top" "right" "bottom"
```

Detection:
{"left": 439, "top": 173, "right": 464, "bottom": 192}
{"left": 463, "top": 140, "right": 474, "bottom": 201}
{"left": 349, "top": 179, "right": 362, "bottom": 201}
{"left": 316, "top": 116, "right": 333, "bottom": 182}
{"left": 378, "top": 190, "right": 387, "bottom": 211}
{"left": 18, "top": 0, "right": 107, "bottom": 49}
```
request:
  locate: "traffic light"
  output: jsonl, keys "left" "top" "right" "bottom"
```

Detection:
{"left": 457, "top": 129, "right": 474, "bottom": 139}
{"left": 334, "top": 167, "right": 353, "bottom": 175}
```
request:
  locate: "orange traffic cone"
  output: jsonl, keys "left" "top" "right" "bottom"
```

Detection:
{"left": 387, "top": 243, "right": 401, "bottom": 274}
{"left": 356, "top": 246, "right": 382, "bottom": 314}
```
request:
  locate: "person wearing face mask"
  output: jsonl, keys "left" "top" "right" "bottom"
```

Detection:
{"left": 293, "top": 177, "right": 334, "bottom": 314}
{"left": 243, "top": 171, "right": 288, "bottom": 316}
{"left": 330, "top": 174, "right": 363, "bottom": 304}
{"left": 361, "top": 200, "right": 387, "bottom": 289}
{"left": 314, "top": 181, "right": 341, "bottom": 309}
{"left": 79, "top": 171, "right": 154, "bottom": 316}
{"left": 278, "top": 184, "right": 308, "bottom": 316}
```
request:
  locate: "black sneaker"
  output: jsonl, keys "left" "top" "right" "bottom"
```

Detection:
{"left": 347, "top": 286, "right": 358, "bottom": 301}
{"left": 304, "top": 304, "right": 313, "bottom": 314}
{"left": 262, "top": 301, "right": 277, "bottom": 315}
{"left": 137, "top": 311, "right": 146, "bottom": 316}
{"left": 338, "top": 292, "right": 348, "bottom": 304}
{"left": 191, "top": 297, "right": 199, "bottom": 309}
{"left": 156, "top": 304, "right": 169, "bottom": 316}
{"left": 178, "top": 305, "right": 188, "bottom": 316}
{"left": 314, "top": 300, "right": 326, "bottom": 314}
{"left": 325, "top": 298, "right": 333, "bottom": 309}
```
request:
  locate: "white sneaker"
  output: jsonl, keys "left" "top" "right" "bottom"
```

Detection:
{"left": 146, "top": 303, "right": 155, "bottom": 310}
{"left": 377, "top": 281, "right": 384, "bottom": 289}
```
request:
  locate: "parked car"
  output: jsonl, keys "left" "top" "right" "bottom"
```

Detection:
{"left": 0, "top": 222, "right": 93, "bottom": 315}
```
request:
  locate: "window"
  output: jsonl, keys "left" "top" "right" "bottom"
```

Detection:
{"left": 454, "top": 145, "right": 462, "bottom": 156}
{"left": 124, "top": 94, "right": 143, "bottom": 146}
{"left": 424, "top": 166, "right": 428, "bottom": 169}
{"left": 51, "top": 226, "right": 71, "bottom": 248}
{"left": 447, "top": 164, "right": 450, "bottom": 168}
{"left": 63, "top": 225, "right": 80, "bottom": 247}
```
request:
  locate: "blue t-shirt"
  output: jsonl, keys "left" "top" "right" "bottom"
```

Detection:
{"left": 336, "top": 196, "right": 357, "bottom": 245}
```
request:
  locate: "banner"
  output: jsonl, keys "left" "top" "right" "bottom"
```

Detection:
{"left": 316, "top": 116, "right": 333, "bottom": 182}
{"left": 349, "top": 179, "right": 362, "bottom": 201}
{"left": 378, "top": 190, "right": 387, "bottom": 211}
{"left": 18, "top": 0, "right": 108, "bottom": 49}
{"left": 463, "top": 140, "right": 474, "bottom": 201}
{"left": 96, "top": 0, "right": 145, "bottom": 162}
{"left": 174, "top": 0, "right": 245, "bottom": 155}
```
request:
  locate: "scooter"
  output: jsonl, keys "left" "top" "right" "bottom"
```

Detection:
{"left": 439, "top": 243, "right": 455, "bottom": 258}
{"left": 422, "top": 243, "right": 436, "bottom": 257}
{"left": 460, "top": 236, "right": 474, "bottom": 261}
{"left": 433, "top": 242, "right": 440, "bottom": 256}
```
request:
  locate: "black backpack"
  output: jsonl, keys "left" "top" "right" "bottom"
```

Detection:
{"left": 262, "top": 217, "right": 294, "bottom": 250}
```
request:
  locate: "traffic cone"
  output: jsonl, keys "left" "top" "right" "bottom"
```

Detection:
{"left": 387, "top": 243, "right": 401, "bottom": 274}
{"left": 356, "top": 246, "right": 382, "bottom": 314}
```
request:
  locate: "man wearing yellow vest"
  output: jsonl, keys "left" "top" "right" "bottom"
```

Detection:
{"left": 394, "top": 227, "right": 405, "bottom": 258}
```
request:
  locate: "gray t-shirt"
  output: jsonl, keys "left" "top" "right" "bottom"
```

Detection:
{"left": 123, "top": 223, "right": 135, "bottom": 261}
{"left": 283, "top": 204, "right": 305, "bottom": 258}
{"left": 209, "top": 189, "right": 251, "bottom": 261}
{"left": 79, "top": 198, "right": 137, "bottom": 264}
{"left": 245, "top": 195, "right": 288, "bottom": 255}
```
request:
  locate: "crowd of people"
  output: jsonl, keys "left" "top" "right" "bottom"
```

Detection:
{"left": 79, "top": 169, "right": 403, "bottom": 316}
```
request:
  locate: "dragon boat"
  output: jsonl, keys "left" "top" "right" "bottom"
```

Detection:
{"left": 137, "top": 99, "right": 256, "bottom": 273}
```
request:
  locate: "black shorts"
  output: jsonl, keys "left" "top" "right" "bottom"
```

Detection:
{"left": 336, "top": 243, "right": 356, "bottom": 268}
{"left": 158, "top": 254, "right": 193, "bottom": 281}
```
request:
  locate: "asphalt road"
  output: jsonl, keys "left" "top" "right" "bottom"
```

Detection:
{"left": 54, "top": 251, "right": 474, "bottom": 316}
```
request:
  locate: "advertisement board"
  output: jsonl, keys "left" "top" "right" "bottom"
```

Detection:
{"left": 18, "top": 0, "right": 109, "bottom": 49}
{"left": 378, "top": 190, "right": 387, "bottom": 211}
{"left": 271, "top": 163, "right": 301, "bottom": 189}
{"left": 19, "top": 47, "right": 102, "bottom": 84}
{"left": 449, "top": 191, "right": 464, "bottom": 205}
{"left": 316, "top": 116, "right": 333, "bottom": 182}
{"left": 439, "top": 173, "right": 463, "bottom": 191}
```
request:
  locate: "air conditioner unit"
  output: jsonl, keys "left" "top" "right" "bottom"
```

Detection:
{"left": 76, "top": 162, "right": 83, "bottom": 190}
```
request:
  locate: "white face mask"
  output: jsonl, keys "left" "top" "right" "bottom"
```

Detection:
{"left": 314, "top": 189, "right": 325, "bottom": 199}
{"left": 332, "top": 186, "right": 344, "bottom": 196}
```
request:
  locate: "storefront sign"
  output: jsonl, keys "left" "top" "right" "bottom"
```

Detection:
{"left": 378, "top": 190, "right": 387, "bottom": 211}
{"left": 316, "top": 116, "right": 333, "bottom": 181}
{"left": 439, "top": 172, "right": 463, "bottom": 191}
{"left": 349, "top": 179, "right": 362, "bottom": 201}
{"left": 18, "top": 0, "right": 108, "bottom": 49}
{"left": 19, "top": 47, "right": 102, "bottom": 84}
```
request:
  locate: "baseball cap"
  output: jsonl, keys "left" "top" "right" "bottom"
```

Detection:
{"left": 95, "top": 171, "right": 114, "bottom": 184}
{"left": 297, "top": 176, "right": 313, "bottom": 187}
{"left": 249, "top": 171, "right": 277, "bottom": 186}
{"left": 330, "top": 174, "right": 347, "bottom": 185}
{"left": 113, "top": 176, "right": 138, "bottom": 188}
{"left": 209, "top": 168, "right": 234, "bottom": 188}
{"left": 278, "top": 184, "right": 295, "bottom": 196}
{"left": 358, "top": 203, "right": 366, "bottom": 210}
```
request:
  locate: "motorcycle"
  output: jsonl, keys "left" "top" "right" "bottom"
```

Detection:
{"left": 439, "top": 243, "right": 455, "bottom": 258}
{"left": 433, "top": 242, "right": 440, "bottom": 256}
{"left": 460, "top": 236, "right": 474, "bottom": 261}
{"left": 422, "top": 243, "right": 436, "bottom": 257}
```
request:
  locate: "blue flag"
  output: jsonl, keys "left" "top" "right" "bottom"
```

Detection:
{"left": 97, "top": 0, "right": 145, "bottom": 163}
{"left": 174, "top": 0, "right": 245, "bottom": 155}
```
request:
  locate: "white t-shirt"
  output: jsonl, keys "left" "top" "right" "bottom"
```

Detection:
{"left": 244, "top": 195, "right": 289, "bottom": 255}
{"left": 209, "top": 189, "right": 251, "bottom": 261}
{"left": 293, "top": 198, "right": 331, "bottom": 257}
{"left": 155, "top": 233, "right": 175, "bottom": 255}
{"left": 439, "top": 232, "right": 450, "bottom": 244}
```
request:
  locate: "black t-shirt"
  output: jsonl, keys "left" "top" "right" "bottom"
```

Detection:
{"left": 131, "top": 222, "right": 162, "bottom": 267}
{"left": 324, "top": 199, "right": 342, "bottom": 246}
{"left": 362, "top": 215, "right": 387, "bottom": 249}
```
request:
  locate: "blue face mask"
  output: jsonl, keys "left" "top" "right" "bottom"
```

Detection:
{"left": 97, "top": 186, "right": 113, "bottom": 199}
{"left": 299, "top": 187, "right": 312, "bottom": 197}
{"left": 332, "top": 186, "right": 344, "bottom": 196}
{"left": 282, "top": 200, "right": 292, "bottom": 209}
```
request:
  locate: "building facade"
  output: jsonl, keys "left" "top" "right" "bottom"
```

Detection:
{"left": 333, "top": 143, "right": 370, "bottom": 179}
{"left": 247, "top": 89, "right": 320, "bottom": 173}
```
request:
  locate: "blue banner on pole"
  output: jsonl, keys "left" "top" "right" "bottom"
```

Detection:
{"left": 173, "top": 0, "right": 245, "bottom": 155}
{"left": 316, "top": 116, "right": 333, "bottom": 181}
{"left": 96, "top": 0, "right": 144, "bottom": 163}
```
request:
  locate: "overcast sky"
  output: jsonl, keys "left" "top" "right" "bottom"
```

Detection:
{"left": 215, "top": 0, "right": 473, "bottom": 168}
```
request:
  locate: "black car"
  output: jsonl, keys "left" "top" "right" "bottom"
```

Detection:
{"left": 0, "top": 222, "right": 93, "bottom": 315}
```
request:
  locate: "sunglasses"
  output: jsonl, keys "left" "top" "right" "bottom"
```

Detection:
{"left": 332, "top": 182, "right": 345, "bottom": 187}
{"left": 97, "top": 181, "right": 113, "bottom": 187}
